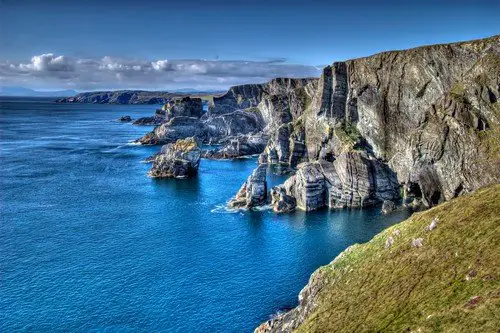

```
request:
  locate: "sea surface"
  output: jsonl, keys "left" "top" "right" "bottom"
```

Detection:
{"left": 0, "top": 97, "right": 411, "bottom": 332}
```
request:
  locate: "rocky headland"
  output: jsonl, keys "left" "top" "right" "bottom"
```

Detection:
{"left": 134, "top": 35, "right": 499, "bottom": 215}
{"left": 56, "top": 90, "right": 222, "bottom": 104}
{"left": 255, "top": 184, "right": 500, "bottom": 332}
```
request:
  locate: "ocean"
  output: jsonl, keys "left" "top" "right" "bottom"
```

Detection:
{"left": 0, "top": 97, "right": 411, "bottom": 332}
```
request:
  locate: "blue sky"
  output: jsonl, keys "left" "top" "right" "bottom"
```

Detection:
{"left": 1, "top": 0, "right": 499, "bottom": 91}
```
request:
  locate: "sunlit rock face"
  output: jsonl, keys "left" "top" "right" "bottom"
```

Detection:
{"left": 148, "top": 137, "right": 201, "bottom": 179}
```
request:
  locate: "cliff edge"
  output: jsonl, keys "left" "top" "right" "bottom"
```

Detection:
{"left": 255, "top": 184, "right": 500, "bottom": 332}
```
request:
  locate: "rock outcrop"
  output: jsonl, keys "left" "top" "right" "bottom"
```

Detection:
{"left": 118, "top": 115, "right": 132, "bottom": 122}
{"left": 163, "top": 97, "right": 203, "bottom": 121}
{"left": 228, "top": 165, "right": 267, "bottom": 208}
{"left": 381, "top": 200, "right": 396, "bottom": 214}
{"left": 270, "top": 152, "right": 400, "bottom": 211}
{"left": 148, "top": 137, "right": 201, "bottom": 179}
{"left": 201, "top": 133, "right": 268, "bottom": 159}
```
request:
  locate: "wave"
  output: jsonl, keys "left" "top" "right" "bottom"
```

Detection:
{"left": 210, "top": 204, "right": 245, "bottom": 214}
{"left": 210, "top": 203, "right": 272, "bottom": 213}
{"left": 252, "top": 204, "right": 272, "bottom": 211}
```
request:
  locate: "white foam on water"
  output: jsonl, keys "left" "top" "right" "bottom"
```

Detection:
{"left": 252, "top": 204, "right": 272, "bottom": 211}
{"left": 210, "top": 204, "right": 245, "bottom": 214}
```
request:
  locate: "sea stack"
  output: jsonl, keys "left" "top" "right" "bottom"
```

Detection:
{"left": 148, "top": 137, "right": 201, "bottom": 179}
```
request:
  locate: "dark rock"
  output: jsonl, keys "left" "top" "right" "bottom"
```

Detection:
{"left": 56, "top": 90, "right": 218, "bottom": 104}
{"left": 118, "top": 115, "right": 132, "bottom": 122}
{"left": 381, "top": 200, "right": 396, "bottom": 214}
{"left": 133, "top": 115, "right": 165, "bottom": 126}
{"left": 163, "top": 97, "right": 203, "bottom": 121}
{"left": 464, "top": 296, "right": 483, "bottom": 308}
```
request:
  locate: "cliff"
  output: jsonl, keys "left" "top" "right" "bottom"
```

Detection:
{"left": 259, "top": 35, "right": 500, "bottom": 210}
{"left": 134, "top": 35, "right": 499, "bottom": 210}
{"left": 255, "top": 184, "right": 500, "bottom": 332}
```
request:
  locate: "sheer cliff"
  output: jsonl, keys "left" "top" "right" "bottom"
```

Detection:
{"left": 261, "top": 35, "right": 500, "bottom": 210}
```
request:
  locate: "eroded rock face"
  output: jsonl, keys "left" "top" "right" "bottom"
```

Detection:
{"left": 270, "top": 186, "right": 297, "bottom": 213}
{"left": 138, "top": 36, "right": 499, "bottom": 212}
{"left": 201, "top": 133, "right": 268, "bottom": 159}
{"left": 228, "top": 165, "right": 267, "bottom": 208}
{"left": 148, "top": 137, "right": 201, "bottom": 179}
{"left": 133, "top": 114, "right": 165, "bottom": 125}
{"left": 265, "top": 35, "right": 500, "bottom": 211}
{"left": 137, "top": 117, "right": 207, "bottom": 145}
{"left": 164, "top": 97, "right": 203, "bottom": 121}
{"left": 271, "top": 153, "right": 400, "bottom": 211}
{"left": 303, "top": 36, "right": 500, "bottom": 207}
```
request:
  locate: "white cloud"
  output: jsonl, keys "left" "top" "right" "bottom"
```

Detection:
{"left": 19, "top": 53, "right": 74, "bottom": 72}
{"left": 0, "top": 53, "right": 321, "bottom": 90}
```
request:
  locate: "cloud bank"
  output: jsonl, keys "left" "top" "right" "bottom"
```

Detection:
{"left": 0, "top": 53, "right": 321, "bottom": 91}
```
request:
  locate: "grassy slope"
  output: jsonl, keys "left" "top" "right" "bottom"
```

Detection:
{"left": 296, "top": 184, "right": 500, "bottom": 333}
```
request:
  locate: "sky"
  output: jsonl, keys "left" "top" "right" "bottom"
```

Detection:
{"left": 0, "top": 0, "right": 499, "bottom": 91}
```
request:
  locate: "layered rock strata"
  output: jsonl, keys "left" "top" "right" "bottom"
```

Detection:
{"left": 136, "top": 36, "right": 499, "bottom": 212}
{"left": 201, "top": 133, "right": 268, "bottom": 159}
{"left": 228, "top": 165, "right": 268, "bottom": 208}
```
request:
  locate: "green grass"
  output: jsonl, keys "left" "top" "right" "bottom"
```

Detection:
{"left": 333, "top": 121, "right": 364, "bottom": 152}
{"left": 295, "top": 184, "right": 500, "bottom": 333}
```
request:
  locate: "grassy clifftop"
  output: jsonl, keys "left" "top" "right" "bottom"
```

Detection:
{"left": 257, "top": 184, "right": 500, "bottom": 332}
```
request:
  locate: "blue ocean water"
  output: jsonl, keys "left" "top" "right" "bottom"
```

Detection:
{"left": 0, "top": 98, "right": 411, "bottom": 332}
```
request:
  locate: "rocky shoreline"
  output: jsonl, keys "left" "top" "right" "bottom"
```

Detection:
{"left": 128, "top": 35, "right": 499, "bottom": 216}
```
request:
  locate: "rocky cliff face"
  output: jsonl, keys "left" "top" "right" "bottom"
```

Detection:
{"left": 228, "top": 165, "right": 268, "bottom": 209}
{"left": 264, "top": 35, "right": 500, "bottom": 210}
{"left": 135, "top": 36, "right": 499, "bottom": 211}
{"left": 135, "top": 78, "right": 317, "bottom": 151}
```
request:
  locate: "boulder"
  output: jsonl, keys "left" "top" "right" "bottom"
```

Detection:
{"left": 381, "top": 200, "right": 396, "bottom": 214}
{"left": 118, "top": 115, "right": 132, "bottom": 122}
{"left": 148, "top": 137, "right": 201, "bottom": 179}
